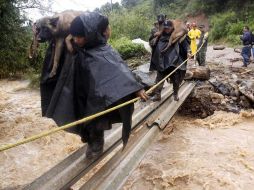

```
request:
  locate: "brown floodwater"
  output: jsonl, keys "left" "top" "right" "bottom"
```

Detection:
{"left": 1, "top": 79, "right": 254, "bottom": 190}
{"left": 122, "top": 110, "right": 254, "bottom": 190}
{"left": 0, "top": 80, "right": 82, "bottom": 189}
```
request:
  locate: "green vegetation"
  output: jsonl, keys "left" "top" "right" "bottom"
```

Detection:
{"left": 1, "top": 0, "right": 254, "bottom": 78}
{"left": 110, "top": 37, "right": 147, "bottom": 60}
{"left": 0, "top": 0, "right": 51, "bottom": 78}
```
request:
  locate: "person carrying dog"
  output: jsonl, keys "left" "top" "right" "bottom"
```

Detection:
{"left": 149, "top": 14, "right": 166, "bottom": 49}
{"left": 150, "top": 20, "right": 190, "bottom": 101}
{"left": 67, "top": 12, "right": 148, "bottom": 158}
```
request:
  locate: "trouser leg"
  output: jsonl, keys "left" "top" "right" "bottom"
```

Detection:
{"left": 118, "top": 103, "right": 134, "bottom": 148}
{"left": 154, "top": 71, "right": 165, "bottom": 96}
{"left": 170, "top": 71, "right": 180, "bottom": 101}
{"left": 196, "top": 51, "right": 201, "bottom": 66}
{"left": 242, "top": 47, "right": 251, "bottom": 67}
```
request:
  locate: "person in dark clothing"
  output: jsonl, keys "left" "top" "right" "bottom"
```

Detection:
{"left": 196, "top": 25, "right": 208, "bottom": 66}
{"left": 150, "top": 20, "right": 190, "bottom": 101}
{"left": 149, "top": 14, "right": 166, "bottom": 49}
{"left": 68, "top": 12, "right": 148, "bottom": 158}
{"left": 240, "top": 26, "right": 252, "bottom": 67}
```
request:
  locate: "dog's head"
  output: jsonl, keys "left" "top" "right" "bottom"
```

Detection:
{"left": 34, "top": 16, "right": 60, "bottom": 42}
{"left": 157, "top": 14, "right": 166, "bottom": 25}
{"left": 28, "top": 16, "right": 59, "bottom": 59}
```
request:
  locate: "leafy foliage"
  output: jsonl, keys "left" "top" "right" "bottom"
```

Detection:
{"left": 110, "top": 37, "right": 147, "bottom": 60}
{"left": 0, "top": 0, "right": 50, "bottom": 78}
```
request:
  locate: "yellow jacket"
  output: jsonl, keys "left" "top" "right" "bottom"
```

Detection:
{"left": 188, "top": 28, "right": 201, "bottom": 54}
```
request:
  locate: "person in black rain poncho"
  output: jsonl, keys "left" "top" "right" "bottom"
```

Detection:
{"left": 150, "top": 20, "right": 190, "bottom": 101}
{"left": 68, "top": 12, "right": 148, "bottom": 158}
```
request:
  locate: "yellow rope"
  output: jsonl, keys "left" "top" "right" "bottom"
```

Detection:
{"left": 0, "top": 39, "right": 205, "bottom": 152}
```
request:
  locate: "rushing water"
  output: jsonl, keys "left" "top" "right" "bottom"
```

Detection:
{"left": 0, "top": 80, "right": 82, "bottom": 189}
{"left": 0, "top": 79, "right": 254, "bottom": 190}
{"left": 122, "top": 110, "right": 254, "bottom": 190}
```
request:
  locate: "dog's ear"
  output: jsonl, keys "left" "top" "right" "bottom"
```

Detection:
{"left": 164, "top": 15, "right": 167, "bottom": 19}
{"left": 49, "top": 17, "right": 59, "bottom": 28}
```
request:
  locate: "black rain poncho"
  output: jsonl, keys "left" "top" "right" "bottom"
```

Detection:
{"left": 41, "top": 12, "right": 143, "bottom": 145}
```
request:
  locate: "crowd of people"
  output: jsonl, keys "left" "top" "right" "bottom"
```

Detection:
{"left": 40, "top": 12, "right": 210, "bottom": 159}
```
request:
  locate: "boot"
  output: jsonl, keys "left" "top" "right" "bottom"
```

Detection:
{"left": 86, "top": 139, "right": 104, "bottom": 159}
{"left": 86, "top": 129, "right": 104, "bottom": 159}
{"left": 174, "top": 92, "right": 179, "bottom": 101}
{"left": 151, "top": 93, "right": 161, "bottom": 101}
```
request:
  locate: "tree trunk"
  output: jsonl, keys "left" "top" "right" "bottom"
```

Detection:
{"left": 187, "top": 66, "right": 210, "bottom": 80}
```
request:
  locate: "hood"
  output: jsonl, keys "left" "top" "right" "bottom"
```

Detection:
{"left": 70, "top": 12, "right": 108, "bottom": 49}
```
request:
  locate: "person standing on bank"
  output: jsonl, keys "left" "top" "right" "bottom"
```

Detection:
{"left": 188, "top": 22, "right": 201, "bottom": 57}
{"left": 196, "top": 25, "right": 209, "bottom": 66}
{"left": 66, "top": 12, "right": 148, "bottom": 158}
{"left": 240, "top": 26, "right": 252, "bottom": 67}
{"left": 150, "top": 20, "right": 190, "bottom": 101}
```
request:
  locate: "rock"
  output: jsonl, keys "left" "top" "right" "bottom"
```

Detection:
{"left": 234, "top": 90, "right": 240, "bottom": 98}
{"left": 226, "top": 105, "right": 240, "bottom": 113}
{"left": 234, "top": 48, "right": 242, "bottom": 53}
{"left": 209, "top": 78, "right": 232, "bottom": 96}
{"left": 239, "top": 95, "right": 252, "bottom": 108}
{"left": 188, "top": 66, "right": 210, "bottom": 80}
{"left": 210, "top": 92, "right": 224, "bottom": 100}
{"left": 221, "top": 100, "right": 227, "bottom": 106}
{"left": 231, "top": 74, "right": 238, "bottom": 80}
{"left": 210, "top": 92, "right": 224, "bottom": 104}
{"left": 232, "top": 97, "right": 238, "bottom": 101}
{"left": 213, "top": 45, "right": 225, "bottom": 50}
{"left": 238, "top": 80, "right": 254, "bottom": 103}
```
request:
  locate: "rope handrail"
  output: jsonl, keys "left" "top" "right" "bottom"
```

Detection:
{"left": 0, "top": 39, "right": 206, "bottom": 152}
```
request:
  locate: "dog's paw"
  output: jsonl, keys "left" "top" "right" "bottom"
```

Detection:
{"left": 49, "top": 70, "right": 56, "bottom": 78}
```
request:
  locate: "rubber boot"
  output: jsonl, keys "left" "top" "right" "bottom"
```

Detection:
{"left": 174, "top": 91, "right": 179, "bottom": 101}
{"left": 86, "top": 130, "right": 104, "bottom": 159}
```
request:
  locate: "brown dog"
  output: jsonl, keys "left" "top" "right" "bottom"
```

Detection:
{"left": 29, "top": 10, "right": 84, "bottom": 78}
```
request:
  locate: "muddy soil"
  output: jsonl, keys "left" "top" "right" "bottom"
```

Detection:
{"left": 179, "top": 46, "right": 254, "bottom": 118}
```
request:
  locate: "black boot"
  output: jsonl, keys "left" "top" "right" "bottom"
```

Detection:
{"left": 86, "top": 139, "right": 104, "bottom": 159}
{"left": 86, "top": 129, "right": 104, "bottom": 159}
{"left": 151, "top": 93, "right": 161, "bottom": 101}
{"left": 174, "top": 92, "right": 179, "bottom": 101}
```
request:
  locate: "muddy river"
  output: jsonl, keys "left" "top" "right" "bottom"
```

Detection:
{"left": 0, "top": 80, "right": 82, "bottom": 189}
{"left": 0, "top": 46, "right": 254, "bottom": 189}
{"left": 122, "top": 111, "right": 254, "bottom": 190}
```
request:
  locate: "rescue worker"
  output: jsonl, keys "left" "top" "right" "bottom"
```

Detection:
{"left": 240, "top": 26, "right": 252, "bottom": 67}
{"left": 149, "top": 14, "right": 166, "bottom": 48}
{"left": 43, "top": 12, "right": 148, "bottom": 159}
{"left": 196, "top": 25, "right": 209, "bottom": 66}
{"left": 188, "top": 22, "right": 201, "bottom": 56}
{"left": 150, "top": 20, "right": 190, "bottom": 101}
